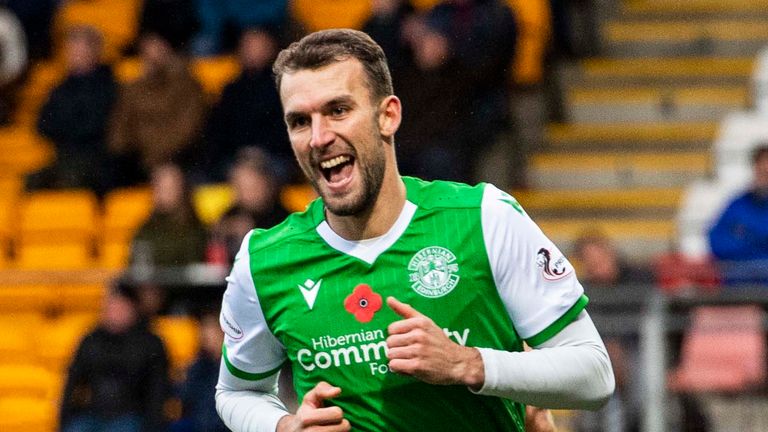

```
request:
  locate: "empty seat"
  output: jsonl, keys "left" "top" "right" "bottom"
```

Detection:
{"left": 37, "top": 314, "right": 98, "bottom": 373}
{"left": 280, "top": 183, "right": 316, "bottom": 213}
{"left": 0, "top": 285, "right": 58, "bottom": 314}
{"left": 102, "top": 187, "right": 153, "bottom": 243}
{"left": 193, "top": 184, "right": 233, "bottom": 225}
{"left": 153, "top": 316, "right": 200, "bottom": 375}
{"left": 291, "top": 0, "right": 372, "bottom": 32}
{"left": 669, "top": 305, "right": 766, "bottom": 393}
{"left": 0, "top": 396, "right": 56, "bottom": 432}
{"left": 53, "top": 0, "right": 142, "bottom": 62}
{"left": 192, "top": 56, "right": 240, "bottom": 97}
{"left": 18, "top": 189, "right": 99, "bottom": 245}
{"left": 15, "top": 242, "right": 95, "bottom": 270}
{"left": 0, "top": 314, "right": 43, "bottom": 365}
{"left": 0, "top": 364, "right": 58, "bottom": 399}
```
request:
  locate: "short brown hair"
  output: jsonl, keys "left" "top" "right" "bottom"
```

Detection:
{"left": 752, "top": 144, "right": 768, "bottom": 165}
{"left": 272, "top": 29, "right": 393, "bottom": 102}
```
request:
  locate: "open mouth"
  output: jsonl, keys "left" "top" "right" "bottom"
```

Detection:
{"left": 319, "top": 155, "right": 355, "bottom": 185}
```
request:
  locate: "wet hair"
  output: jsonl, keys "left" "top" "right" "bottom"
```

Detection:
{"left": 272, "top": 29, "right": 393, "bottom": 102}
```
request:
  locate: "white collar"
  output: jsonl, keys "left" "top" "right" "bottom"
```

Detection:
{"left": 316, "top": 200, "right": 417, "bottom": 264}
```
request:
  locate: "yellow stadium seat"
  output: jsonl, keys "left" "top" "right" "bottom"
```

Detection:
{"left": 0, "top": 397, "right": 56, "bottom": 432}
{"left": 100, "top": 240, "right": 132, "bottom": 269}
{"left": 0, "top": 365, "right": 58, "bottom": 399}
{"left": 53, "top": 0, "right": 143, "bottom": 63}
{"left": 37, "top": 314, "right": 98, "bottom": 373}
{"left": 0, "top": 194, "right": 16, "bottom": 266}
{"left": 291, "top": 0, "right": 372, "bottom": 32}
{"left": 192, "top": 56, "right": 241, "bottom": 97}
{"left": 18, "top": 189, "right": 99, "bottom": 245}
{"left": 114, "top": 57, "right": 142, "bottom": 83}
{"left": 280, "top": 183, "right": 317, "bottom": 213}
{"left": 102, "top": 187, "right": 153, "bottom": 243}
{"left": 15, "top": 243, "right": 95, "bottom": 270}
{"left": 153, "top": 316, "right": 200, "bottom": 374}
{"left": 0, "top": 285, "right": 58, "bottom": 314}
{"left": 193, "top": 184, "right": 233, "bottom": 225}
{"left": 0, "top": 127, "right": 55, "bottom": 175}
{"left": 0, "top": 314, "right": 43, "bottom": 365}
{"left": 56, "top": 284, "right": 106, "bottom": 313}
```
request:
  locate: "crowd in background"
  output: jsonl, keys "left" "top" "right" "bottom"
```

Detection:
{"left": 2, "top": 1, "right": 767, "bottom": 431}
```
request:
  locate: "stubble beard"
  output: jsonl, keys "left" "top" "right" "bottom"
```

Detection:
{"left": 301, "top": 135, "right": 387, "bottom": 218}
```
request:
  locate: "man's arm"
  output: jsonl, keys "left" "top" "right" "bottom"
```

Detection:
{"left": 473, "top": 310, "right": 614, "bottom": 410}
{"left": 386, "top": 299, "right": 613, "bottom": 410}
{"left": 216, "top": 231, "right": 350, "bottom": 432}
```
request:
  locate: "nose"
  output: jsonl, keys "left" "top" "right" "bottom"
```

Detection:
{"left": 309, "top": 115, "right": 335, "bottom": 149}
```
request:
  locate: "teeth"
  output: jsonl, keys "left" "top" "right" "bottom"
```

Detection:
{"left": 320, "top": 155, "right": 351, "bottom": 170}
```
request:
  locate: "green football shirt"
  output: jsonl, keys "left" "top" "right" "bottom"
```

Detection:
{"left": 220, "top": 177, "right": 588, "bottom": 431}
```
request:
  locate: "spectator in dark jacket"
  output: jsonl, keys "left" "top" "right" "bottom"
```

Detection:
{"left": 209, "top": 147, "right": 289, "bottom": 262}
{"left": 27, "top": 25, "right": 117, "bottom": 196}
{"left": 60, "top": 281, "right": 170, "bottom": 432}
{"left": 708, "top": 145, "right": 768, "bottom": 284}
{"left": 170, "top": 311, "right": 228, "bottom": 432}
{"left": 204, "top": 27, "right": 291, "bottom": 183}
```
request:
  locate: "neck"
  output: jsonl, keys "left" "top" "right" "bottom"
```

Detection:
{"left": 325, "top": 165, "right": 406, "bottom": 241}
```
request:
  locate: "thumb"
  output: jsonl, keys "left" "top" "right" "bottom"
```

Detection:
{"left": 387, "top": 296, "right": 423, "bottom": 319}
{"left": 303, "top": 381, "right": 341, "bottom": 408}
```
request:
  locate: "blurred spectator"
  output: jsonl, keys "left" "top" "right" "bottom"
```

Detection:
{"left": 203, "top": 28, "right": 291, "bottom": 183}
{"left": 4, "top": 0, "right": 56, "bottom": 60}
{"left": 108, "top": 32, "right": 207, "bottom": 187}
{"left": 138, "top": 0, "right": 199, "bottom": 53}
{"left": 424, "top": 0, "right": 517, "bottom": 182}
{"left": 0, "top": 5, "right": 26, "bottom": 125}
{"left": 170, "top": 311, "right": 227, "bottom": 432}
{"left": 190, "top": 0, "right": 287, "bottom": 56}
{"left": 209, "top": 147, "right": 289, "bottom": 263}
{"left": 572, "top": 230, "right": 654, "bottom": 288}
{"left": 708, "top": 144, "right": 768, "bottom": 284}
{"left": 60, "top": 281, "right": 170, "bottom": 432}
{"left": 130, "top": 163, "right": 208, "bottom": 269}
{"left": 394, "top": 25, "right": 475, "bottom": 182}
{"left": 361, "top": 0, "right": 415, "bottom": 75}
{"left": 27, "top": 25, "right": 116, "bottom": 197}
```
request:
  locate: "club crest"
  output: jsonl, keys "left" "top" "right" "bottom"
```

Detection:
{"left": 408, "top": 246, "right": 460, "bottom": 298}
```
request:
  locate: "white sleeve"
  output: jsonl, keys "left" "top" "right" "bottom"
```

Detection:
{"left": 474, "top": 311, "right": 615, "bottom": 410}
{"left": 215, "top": 231, "right": 290, "bottom": 432}
{"left": 477, "top": 184, "right": 614, "bottom": 409}
{"left": 481, "top": 184, "right": 586, "bottom": 344}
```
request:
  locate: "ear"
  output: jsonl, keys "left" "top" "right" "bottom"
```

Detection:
{"left": 378, "top": 95, "right": 402, "bottom": 141}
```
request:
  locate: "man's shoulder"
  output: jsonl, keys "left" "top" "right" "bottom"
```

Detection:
{"left": 246, "top": 202, "right": 320, "bottom": 253}
{"left": 404, "top": 176, "right": 487, "bottom": 210}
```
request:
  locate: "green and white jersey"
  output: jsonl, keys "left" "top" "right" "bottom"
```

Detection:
{"left": 220, "top": 177, "right": 588, "bottom": 432}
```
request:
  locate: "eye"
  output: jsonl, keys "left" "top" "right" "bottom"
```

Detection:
{"left": 289, "top": 116, "right": 309, "bottom": 130}
{"left": 331, "top": 106, "right": 349, "bottom": 117}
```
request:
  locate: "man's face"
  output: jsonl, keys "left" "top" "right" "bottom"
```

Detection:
{"left": 280, "top": 59, "right": 387, "bottom": 216}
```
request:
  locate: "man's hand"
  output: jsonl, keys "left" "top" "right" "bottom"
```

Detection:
{"left": 276, "top": 381, "right": 350, "bottom": 432}
{"left": 525, "top": 406, "right": 557, "bottom": 432}
{"left": 386, "top": 297, "right": 485, "bottom": 389}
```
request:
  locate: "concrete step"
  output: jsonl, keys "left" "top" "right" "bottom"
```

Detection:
{"left": 603, "top": 20, "right": 768, "bottom": 57}
{"left": 571, "top": 57, "right": 754, "bottom": 85}
{"left": 567, "top": 86, "right": 748, "bottom": 122}
{"left": 621, "top": 0, "right": 768, "bottom": 19}
{"left": 529, "top": 150, "right": 711, "bottom": 189}
{"left": 513, "top": 187, "right": 683, "bottom": 219}
{"left": 536, "top": 217, "right": 676, "bottom": 261}
{"left": 545, "top": 121, "right": 717, "bottom": 152}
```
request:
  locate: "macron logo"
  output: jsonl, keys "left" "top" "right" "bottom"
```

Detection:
{"left": 299, "top": 279, "right": 322, "bottom": 310}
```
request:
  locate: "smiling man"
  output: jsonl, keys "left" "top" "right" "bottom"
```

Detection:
{"left": 215, "top": 29, "right": 614, "bottom": 432}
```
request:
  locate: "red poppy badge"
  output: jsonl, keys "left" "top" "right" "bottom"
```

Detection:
{"left": 344, "top": 284, "right": 382, "bottom": 323}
